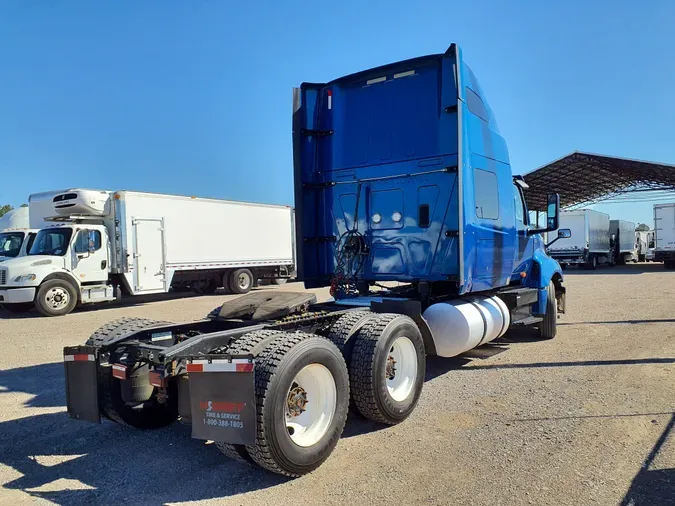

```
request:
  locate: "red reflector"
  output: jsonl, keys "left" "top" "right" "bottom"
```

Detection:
{"left": 327, "top": 89, "right": 332, "bottom": 96}
{"left": 236, "top": 363, "right": 253, "bottom": 372}
{"left": 149, "top": 371, "right": 166, "bottom": 387}
{"left": 112, "top": 364, "right": 127, "bottom": 380}
{"left": 73, "top": 354, "right": 90, "bottom": 362}
{"left": 186, "top": 363, "right": 203, "bottom": 373}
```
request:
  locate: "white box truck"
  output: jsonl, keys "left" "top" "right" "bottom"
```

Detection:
{"left": 609, "top": 220, "right": 637, "bottom": 264}
{"left": 0, "top": 189, "right": 295, "bottom": 316}
{"left": 547, "top": 209, "right": 611, "bottom": 269}
{"left": 0, "top": 207, "right": 40, "bottom": 264}
{"left": 654, "top": 202, "right": 675, "bottom": 268}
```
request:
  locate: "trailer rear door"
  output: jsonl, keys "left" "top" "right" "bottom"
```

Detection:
{"left": 133, "top": 218, "right": 166, "bottom": 292}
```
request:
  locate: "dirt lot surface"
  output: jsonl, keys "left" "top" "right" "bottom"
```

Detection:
{"left": 0, "top": 264, "right": 673, "bottom": 505}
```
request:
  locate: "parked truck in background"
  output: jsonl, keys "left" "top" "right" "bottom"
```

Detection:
{"left": 0, "top": 206, "right": 39, "bottom": 264}
{"left": 646, "top": 230, "right": 656, "bottom": 261}
{"left": 60, "top": 44, "right": 569, "bottom": 477}
{"left": 610, "top": 219, "right": 637, "bottom": 264}
{"left": 654, "top": 203, "right": 675, "bottom": 268}
{"left": 0, "top": 189, "right": 295, "bottom": 316}
{"left": 635, "top": 230, "right": 651, "bottom": 262}
{"left": 548, "top": 209, "right": 610, "bottom": 269}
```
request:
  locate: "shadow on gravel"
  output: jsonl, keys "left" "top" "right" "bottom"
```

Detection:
{"left": 560, "top": 318, "right": 675, "bottom": 325}
{"left": 621, "top": 413, "right": 675, "bottom": 506}
{"left": 455, "top": 357, "right": 675, "bottom": 371}
{"left": 0, "top": 362, "right": 64, "bottom": 408}
{"left": 0, "top": 413, "right": 289, "bottom": 505}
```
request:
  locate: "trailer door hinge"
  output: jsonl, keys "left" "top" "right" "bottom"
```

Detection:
{"left": 444, "top": 166, "right": 458, "bottom": 173}
{"left": 445, "top": 230, "right": 459, "bottom": 237}
{"left": 301, "top": 128, "right": 334, "bottom": 137}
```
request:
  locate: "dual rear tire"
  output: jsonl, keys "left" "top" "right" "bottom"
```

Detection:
{"left": 216, "top": 313, "right": 426, "bottom": 476}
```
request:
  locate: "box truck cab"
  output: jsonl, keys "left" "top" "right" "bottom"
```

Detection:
{"left": 0, "top": 207, "right": 39, "bottom": 263}
{"left": 0, "top": 229, "right": 39, "bottom": 262}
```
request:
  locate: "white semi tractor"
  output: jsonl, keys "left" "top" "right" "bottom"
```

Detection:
{"left": 0, "top": 189, "right": 295, "bottom": 316}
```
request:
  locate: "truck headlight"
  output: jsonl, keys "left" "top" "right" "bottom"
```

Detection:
{"left": 14, "top": 274, "right": 36, "bottom": 282}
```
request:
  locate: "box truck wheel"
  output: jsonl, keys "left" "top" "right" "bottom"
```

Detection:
{"left": 349, "top": 314, "right": 425, "bottom": 425}
{"left": 244, "top": 333, "right": 349, "bottom": 476}
{"left": 538, "top": 282, "right": 557, "bottom": 340}
{"left": 87, "top": 318, "right": 178, "bottom": 428}
{"left": 1, "top": 302, "right": 34, "bottom": 314}
{"left": 584, "top": 255, "right": 597, "bottom": 270}
{"left": 229, "top": 269, "right": 254, "bottom": 294}
{"left": 35, "top": 279, "right": 78, "bottom": 317}
{"left": 215, "top": 329, "right": 283, "bottom": 463}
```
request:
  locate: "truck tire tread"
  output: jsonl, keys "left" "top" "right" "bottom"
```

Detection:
{"left": 215, "top": 329, "right": 282, "bottom": 463}
{"left": 538, "top": 282, "right": 557, "bottom": 339}
{"left": 350, "top": 313, "right": 425, "bottom": 425}
{"left": 245, "top": 332, "right": 349, "bottom": 476}
{"left": 327, "top": 310, "right": 373, "bottom": 358}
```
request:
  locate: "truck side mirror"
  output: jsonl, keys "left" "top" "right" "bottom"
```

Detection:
{"left": 546, "top": 193, "right": 559, "bottom": 231}
{"left": 545, "top": 228, "right": 571, "bottom": 248}
{"left": 528, "top": 193, "right": 561, "bottom": 236}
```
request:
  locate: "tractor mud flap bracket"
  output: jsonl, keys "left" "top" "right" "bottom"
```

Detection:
{"left": 63, "top": 345, "right": 101, "bottom": 423}
{"left": 187, "top": 357, "right": 256, "bottom": 445}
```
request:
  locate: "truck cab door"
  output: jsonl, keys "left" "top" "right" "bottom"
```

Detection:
{"left": 71, "top": 227, "right": 109, "bottom": 284}
{"left": 512, "top": 183, "right": 534, "bottom": 278}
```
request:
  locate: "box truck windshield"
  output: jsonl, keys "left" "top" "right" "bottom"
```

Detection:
{"left": 29, "top": 228, "right": 73, "bottom": 256}
{"left": 0, "top": 232, "right": 25, "bottom": 258}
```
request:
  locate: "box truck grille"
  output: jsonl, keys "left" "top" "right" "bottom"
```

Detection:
{"left": 0, "top": 269, "right": 6, "bottom": 285}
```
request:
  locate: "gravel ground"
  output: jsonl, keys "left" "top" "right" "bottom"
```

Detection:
{"left": 0, "top": 264, "right": 673, "bottom": 505}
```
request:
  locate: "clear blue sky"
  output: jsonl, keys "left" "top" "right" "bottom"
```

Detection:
{"left": 2, "top": 1, "right": 674, "bottom": 226}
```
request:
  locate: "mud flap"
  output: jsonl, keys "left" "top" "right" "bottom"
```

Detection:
{"left": 187, "top": 357, "right": 256, "bottom": 445}
{"left": 63, "top": 345, "right": 100, "bottom": 423}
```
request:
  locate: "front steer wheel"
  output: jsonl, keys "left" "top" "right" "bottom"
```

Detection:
{"left": 87, "top": 318, "right": 178, "bottom": 428}
{"left": 538, "top": 281, "right": 558, "bottom": 340}
{"left": 244, "top": 333, "right": 350, "bottom": 477}
{"left": 35, "top": 279, "right": 78, "bottom": 317}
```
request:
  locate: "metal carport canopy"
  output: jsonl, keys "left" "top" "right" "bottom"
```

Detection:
{"left": 522, "top": 151, "right": 675, "bottom": 211}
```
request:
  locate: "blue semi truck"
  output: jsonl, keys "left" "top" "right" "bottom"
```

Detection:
{"left": 62, "top": 44, "right": 569, "bottom": 476}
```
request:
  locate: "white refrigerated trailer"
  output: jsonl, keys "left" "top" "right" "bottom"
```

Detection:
{"left": 547, "top": 209, "right": 611, "bottom": 269}
{"left": 0, "top": 189, "right": 295, "bottom": 316}
{"left": 654, "top": 203, "right": 675, "bottom": 268}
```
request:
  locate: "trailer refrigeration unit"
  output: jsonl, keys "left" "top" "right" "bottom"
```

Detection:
{"left": 654, "top": 203, "right": 675, "bottom": 268}
{"left": 547, "top": 209, "right": 610, "bottom": 269}
{"left": 0, "top": 189, "right": 295, "bottom": 316}
{"left": 59, "top": 44, "right": 569, "bottom": 477}
{"left": 610, "top": 219, "right": 637, "bottom": 264}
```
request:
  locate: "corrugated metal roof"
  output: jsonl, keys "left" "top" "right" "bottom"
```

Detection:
{"left": 522, "top": 151, "right": 675, "bottom": 211}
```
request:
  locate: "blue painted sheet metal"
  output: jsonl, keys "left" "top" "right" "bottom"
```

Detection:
{"left": 293, "top": 44, "right": 562, "bottom": 296}
{"left": 294, "top": 47, "right": 460, "bottom": 289}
